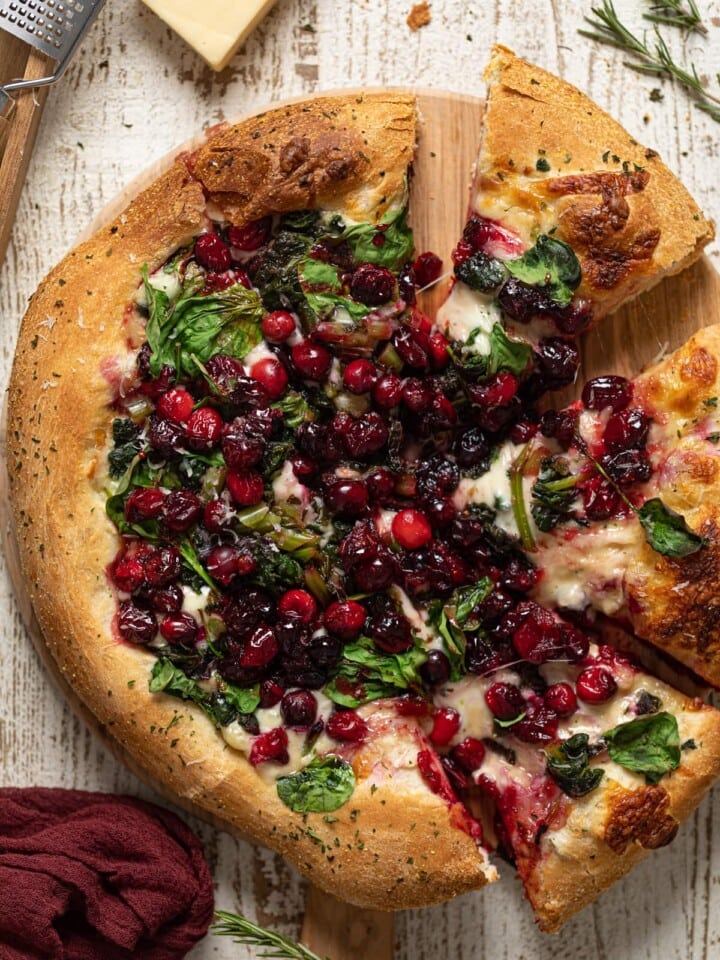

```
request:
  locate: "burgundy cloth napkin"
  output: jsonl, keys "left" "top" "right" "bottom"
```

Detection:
{"left": 0, "top": 788, "right": 214, "bottom": 959}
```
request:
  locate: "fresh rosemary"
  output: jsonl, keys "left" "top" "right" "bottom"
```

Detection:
{"left": 579, "top": 0, "right": 720, "bottom": 122}
{"left": 643, "top": 0, "right": 707, "bottom": 34}
{"left": 212, "top": 911, "right": 328, "bottom": 960}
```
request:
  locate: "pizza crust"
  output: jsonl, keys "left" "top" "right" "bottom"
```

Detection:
{"left": 476, "top": 46, "right": 714, "bottom": 318}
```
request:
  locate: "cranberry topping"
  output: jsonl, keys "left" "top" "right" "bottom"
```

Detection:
{"left": 343, "top": 359, "right": 377, "bottom": 394}
{"left": 261, "top": 310, "right": 296, "bottom": 342}
{"left": 291, "top": 341, "right": 332, "bottom": 380}
{"left": 194, "top": 232, "right": 231, "bottom": 272}
{"left": 603, "top": 408, "right": 650, "bottom": 451}
{"left": 512, "top": 703, "right": 559, "bottom": 744}
{"left": 420, "top": 649, "right": 451, "bottom": 687}
{"left": 277, "top": 589, "right": 318, "bottom": 625}
{"left": 392, "top": 326, "right": 428, "bottom": 370}
{"left": 429, "top": 707, "right": 461, "bottom": 746}
{"left": 413, "top": 251, "right": 443, "bottom": 288}
{"left": 392, "top": 509, "right": 432, "bottom": 550}
{"left": 452, "top": 737, "right": 486, "bottom": 773}
{"left": 463, "top": 216, "right": 524, "bottom": 258}
{"left": 416, "top": 749, "right": 456, "bottom": 806}
{"left": 240, "top": 624, "right": 279, "bottom": 668}
{"left": 206, "top": 544, "right": 253, "bottom": 586}
{"left": 544, "top": 682, "right": 578, "bottom": 717}
{"left": 372, "top": 373, "right": 403, "bottom": 409}
{"left": 326, "top": 710, "right": 369, "bottom": 743}
{"left": 202, "top": 498, "right": 236, "bottom": 532}
{"left": 249, "top": 727, "right": 289, "bottom": 766}
{"left": 144, "top": 546, "right": 182, "bottom": 586}
{"left": 118, "top": 601, "right": 157, "bottom": 644}
{"left": 250, "top": 357, "right": 288, "bottom": 401}
{"left": 146, "top": 584, "right": 184, "bottom": 613}
{"left": 583, "top": 476, "right": 621, "bottom": 520}
{"left": 113, "top": 556, "right": 145, "bottom": 593}
{"left": 324, "top": 601, "right": 366, "bottom": 640}
{"left": 159, "top": 612, "right": 198, "bottom": 645}
{"left": 576, "top": 665, "right": 618, "bottom": 703}
{"left": 226, "top": 469, "right": 265, "bottom": 506}
{"left": 161, "top": 489, "right": 202, "bottom": 532}
{"left": 581, "top": 375, "right": 632, "bottom": 412}
{"left": 157, "top": 387, "right": 194, "bottom": 424}
{"left": 260, "top": 679, "right": 284, "bottom": 709}
{"left": 324, "top": 478, "right": 368, "bottom": 517}
{"left": 125, "top": 488, "right": 165, "bottom": 522}
{"left": 280, "top": 690, "right": 318, "bottom": 727}
{"left": 228, "top": 217, "right": 272, "bottom": 251}
{"left": 350, "top": 263, "right": 395, "bottom": 305}
{"left": 485, "top": 682, "right": 525, "bottom": 721}
{"left": 185, "top": 407, "right": 223, "bottom": 450}
{"left": 368, "top": 610, "right": 413, "bottom": 654}
{"left": 601, "top": 448, "right": 652, "bottom": 486}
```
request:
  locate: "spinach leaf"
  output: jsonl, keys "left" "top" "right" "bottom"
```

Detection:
{"left": 453, "top": 579, "right": 494, "bottom": 626}
{"left": 217, "top": 680, "right": 261, "bottom": 715}
{"left": 253, "top": 542, "right": 304, "bottom": 588}
{"left": 342, "top": 205, "right": 414, "bottom": 272}
{"left": 324, "top": 636, "right": 427, "bottom": 708}
{"left": 272, "top": 389, "right": 315, "bottom": 429}
{"left": 487, "top": 323, "right": 533, "bottom": 377}
{"left": 604, "top": 712, "right": 681, "bottom": 784}
{"left": 504, "top": 234, "right": 581, "bottom": 307}
{"left": 454, "top": 252, "right": 507, "bottom": 293}
{"left": 108, "top": 419, "right": 143, "bottom": 480}
{"left": 531, "top": 456, "right": 580, "bottom": 532}
{"left": 276, "top": 756, "right": 355, "bottom": 813}
{"left": 149, "top": 658, "right": 207, "bottom": 706}
{"left": 545, "top": 733, "right": 605, "bottom": 797}
{"left": 637, "top": 498, "right": 705, "bottom": 558}
{"left": 299, "top": 257, "right": 371, "bottom": 324}
{"left": 178, "top": 538, "right": 216, "bottom": 591}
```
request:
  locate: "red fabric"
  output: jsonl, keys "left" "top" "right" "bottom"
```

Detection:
{"left": 0, "top": 788, "right": 214, "bottom": 960}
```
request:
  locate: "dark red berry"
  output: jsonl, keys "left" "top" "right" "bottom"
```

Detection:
{"left": 326, "top": 711, "right": 368, "bottom": 743}
{"left": 148, "top": 415, "right": 184, "bottom": 458}
{"left": 185, "top": 406, "right": 223, "bottom": 451}
{"left": 350, "top": 263, "right": 395, "bottom": 305}
{"left": 582, "top": 375, "right": 632, "bottom": 412}
{"left": 202, "top": 498, "right": 236, "bottom": 532}
{"left": 603, "top": 408, "right": 650, "bottom": 452}
{"left": 510, "top": 419, "right": 538, "bottom": 445}
{"left": 113, "top": 557, "right": 145, "bottom": 593}
{"left": 430, "top": 707, "right": 461, "bottom": 746}
{"left": 146, "top": 584, "right": 184, "bottom": 613}
{"left": 144, "top": 546, "right": 182, "bottom": 586}
{"left": 324, "top": 478, "right": 368, "bottom": 517}
{"left": 118, "top": 601, "right": 157, "bottom": 644}
{"left": 343, "top": 359, "right": 377, "bottom": 394}
{"left": 583, "top": 476, "right": 621, "bottom": 520}
{"left": 402, "top": 377, "right": 433, "bottom": 413}
{"left": 452, "top": 737, "right": 486, "bottom": 773}
{"left": 392, "top": 326, "right": 428, "bottom": 370}
{"left": 368, "top": 610, "right": 413, "bottom": 654}
{"left": 427, "top": 331, "right": 450, "bottom": 370}
{"left": 226, "top": 469, "right": 264, "bottom": 506}
{"left": 261, "top": 310, "right": 296, "bottom": 342}
{"left": 463, "top": 216, "right": 524, "bottom": 258}
{"left": 372, "top": 373, "right": 404, "bottom": 409}
{"left": 260, "top": 679, "right": 285, "bottom": 709}
{"left": 241, "top": 624, "right": 279, "bottom": 668}
{"left": 159, "top": 612, "right": 198, "bottom": 644}
{"left": 324, "top": 601, "right": 366, "bottom": 640}
{"left": 278, "top": 589, "right": 318, "bottom": 625}
{"left": 194, "top": 232, "right": 231, "bottom": 271}
{"left": 250, "top": 357, "right": 288, "bottom": 401}
{"left": 249, "top": 727, "right": 289, "bottom": 766}
{"left": 601, "top": 449, "right": 652, "bottom": 486}
{"left": 485, "top": 682, "right": 524, "bottom": 720}
{"left": 576, "top": 665, "right": 618, "bottom": 703}
{"left": 291, "top": 341, "right": 332, "bottom": 380}
{"left": 467, "top": 372, "right": 519, "bottom": 408}
{"left": 413, "top": 251, "right": 443, "bottom": 288}
{"left": 544, "top": 682, "right": 578, "bottom": 717}
{"left": 392, "top": 509, "right": 432, "bottom": 549}
{"left": 206, "top": 545, "right": 249, "bottom": 586}
{"left": 228, "top": 217, "right": 272, "bottom": 251}
{"left": 161, "top": 489, "right": 202, "bottom": 532}
{"left": 157, "top": 387, "right": 194, "bottom": 423}
{"left": 281, "top": 689, "right": 318, "bottom": 727}
{"left": 366, "top": 467, "right": 396, "bottom": 502}
{"left": 125, "top": 488, "right": 165, "bottom": 522}
{"left": 512, "top": 703, "right": 559, "bottom": 744}
{"left": 420, "top": 649, "right": 451, "bottom": 687}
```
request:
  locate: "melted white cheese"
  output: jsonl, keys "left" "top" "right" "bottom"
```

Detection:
{"left": 453, "top": 443, "right": 534, "bottom": 537}
{"left": 436, "top": 282, "right": 502, "bottom": 352}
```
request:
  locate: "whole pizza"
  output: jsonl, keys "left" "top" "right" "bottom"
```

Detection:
{"left": 8, "top": 47, "right": 720, "bottom": 932}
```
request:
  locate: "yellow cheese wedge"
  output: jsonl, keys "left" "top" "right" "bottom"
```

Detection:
{"left": 142, "top": 0, "right": 278, "bottom": 71}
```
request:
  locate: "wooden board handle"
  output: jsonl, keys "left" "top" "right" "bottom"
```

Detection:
{"left": 301, "top": 886, "right": 394, "bottom": 960}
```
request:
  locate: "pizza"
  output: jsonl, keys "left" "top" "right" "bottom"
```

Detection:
{"left": 6, "top": 50, "right": 720, "bottom": 934}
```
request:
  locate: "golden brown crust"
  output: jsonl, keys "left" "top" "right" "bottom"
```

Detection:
{"left": 476, "top": 46, "right": 713, "bottom": 316}
{"left": 6, "top": 93, "right": 500, "bottom": 910}
{"left": 528, "top": 694, "right": 720, "bottom": 932}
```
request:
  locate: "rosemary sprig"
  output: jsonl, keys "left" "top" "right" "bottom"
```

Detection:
{"left": 643, "top": 0, "right": 707, "bottom": 35}
{"left": 579, "top": 0, "right": 720, "bottom": 122}
{"left": 212, "top": 911, "right": 328, "bottom": 960}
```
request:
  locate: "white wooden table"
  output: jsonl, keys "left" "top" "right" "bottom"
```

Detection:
{"left": 1, "top": 1, "right": 719, "bottom": 957}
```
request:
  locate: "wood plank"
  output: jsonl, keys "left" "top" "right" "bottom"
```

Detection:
{"left": 301, "top": 888, "right": 394, "bottom": 960}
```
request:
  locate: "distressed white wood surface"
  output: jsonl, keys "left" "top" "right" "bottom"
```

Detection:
{"left": 1, "top": 1, "right": 719, "bottom": 957}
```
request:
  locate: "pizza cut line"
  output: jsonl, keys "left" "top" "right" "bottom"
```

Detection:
{"left": 7, "top": 50, "right": 720, "bottom": 933}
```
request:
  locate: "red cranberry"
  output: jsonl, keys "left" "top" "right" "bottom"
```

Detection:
{"left": 402, "top": 377, "right": 433, "bottom": 413}
{"left": 113, "top": 557, "right": 145, "bottom": 593}
{"left": 601, "top": 449, "right": 652, "bottom": 486}
{"left": 324, "top": 601, "right": 366, "bottom": 640}
{"left": 146, "top": 584, "right": 184, "bottom": 613}
{"left": 261, "top": 310, "right": 296, "bottom": 342}
{"left": 452, "top": 737, "right": 486, "bottom": 773}
{"left": 291, "top": 341, "right": 332, "bottom": 380}
{"left": 544, "top": 682, "right": 578, "bottom": 717}
{"left": 249, "top": 727, "right": 289, "bottom": 766}
{"left": 350, "top": 263, "right": 395, "bottom": 305}
{"left": 392, "top": 326, "right": 428, "bottom": 370}
{"left": 413, "top": 251, "right": 443, "bottom": 288}
{"left": 420, "top": 649, "right": 451, "bottom": 687}
{"left": 228, "top": 217, "right": 271, "bottom": 251}
{"left": 260, "top": 679, "right": 284, "bottom": 709}
{"left": 241, "top": 624, "right": 279, "bottom": 667}
{"left": 539, "top": 409, "right": 578, "bottom": 444}
{"left": 250, "top": 357, "right": 288, "bottom": 401}
{"left": 425, "top": 498, "right": 457, "bottom": 529}
{"left": 161, "top": 489, "right": 202, "bottom": 532}
{"left": 534, "top": 338, "right": 580, "bottom": 390}
{"left": 485, "top": 682, "right": 525, "bottom": 720}
{"left": 429, "top": 707, "right": 461, "bottom": 746}
{"left": 582, "top": 375, "right": 632, "bottom": 412}
{"left": 203, "top": 498, "right": 236, "bottom": 532}
{"left": 148, "top": 415, "right": 184, "bottom": 458}
{"left": 324, "top": 478, "right": 368, "bottom": 517}
{"left": 372, "top": 373, "right": 403, "bottom": 409}
{"left": 510, "top": 419, "right": 538, "bottom": 445}
{"left": 354, "top": 556, "right": 395, "bottom": 591}
{"left": 392, "top": 509, "right": 432, "bottom": 549}
{"left": 576, "top": 666, "right": 618, "bottom": 703}
{"left": 194, "top": 232, "right": 231, "bottom": 271}
{"left": 343, "top": 359, "right": 377, "bottom": 394}
{"left": 291, "top": 455, "right": 317, "bottom": 480}
{"left": 206, "top": 545, "right": 247, "bottom": 586}
{"left": 512, "top": 703, "right": 559, "bottom": 744}
{"left": 427, "top": 331, "right": 450, "bottom": 370}
{"left": 278, "top": 589, "right": 318, "bottom": 625}
{"left": 185, "top": 406, "right": 223, "bottom": 450}
{"left": 455, "top": 427, "right": 491, "bottom": 469}
{"left": 159, "top": 612, "right": 198, "bottom": 644}
{"left": 157, "top": 387, "right": 194, "bottom": 424}
{"left": 281, "top": 689, "right": 318, "bottom": 727}
{"left": 342, "top": 412, "right": 389, "bottom": 458}
{"left": 366, "top": 467, "right": 396, "bottom": 502}
{"left": 467, "top": 372, "right": 519, "bottom": 408}
{"left": 368, "top": 610, "right": 413, "bottom": 654}
{"left": 452, "top": 239, "right": 474, "bottom": 265}
{"left": 144, "top": 546, "right": 182, "bottom": 586}
{"left": 326, "top": 711, "right": 368, "bottom": 743}
{"left": 463, "top": 216, "right": 524, "bottom": 257}
{"left": 226, "top": 469, "right": 264, "bottom": 506}
{"left": 583, "top": 476, "right": 621, "bottom": 520}
{"left": 118, "top": 601, "right": 157, "bottom": 644}
{"left": 222, "top": 416, "right": 269, "bottom": 470}
{"left": 603, "top": 408, "right": 650, "bottom": 452}
{"left": 125, "top": 488, "right": 165, "bottom": 522}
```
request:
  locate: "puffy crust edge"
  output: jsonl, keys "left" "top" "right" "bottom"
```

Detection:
{"left": 7, "top": 93, "right": 497, "bottom": 910}
{"left": 478, "top": 46, "right": 713, "bottom": 316}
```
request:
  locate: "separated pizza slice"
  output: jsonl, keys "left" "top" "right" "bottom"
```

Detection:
{"left": 437, "top": 45, "right": 714, "bottom": 387}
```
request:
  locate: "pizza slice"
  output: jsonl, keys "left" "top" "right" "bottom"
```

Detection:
{"left": 437, "top": 45, "right": 713, "bottom": 395}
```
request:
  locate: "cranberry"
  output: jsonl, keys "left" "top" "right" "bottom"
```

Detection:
{"left": 372, "top": 373, "right": 403, "bottom": 409}
{"left": 427, "top": 331, "right": 450, "bottom": 370}
{"left": 463, "top": 216, "right": 524, "bottom": 258}
{"left": 510, "top": 419, "right": 538, "bottom": 444}
{"left": 144, "top": 546, "right": 182, "bottom": 586}
{"left": 250, "top": 357, "right": 288, "bottom": 401}
{"left": 343, "top": 359, "right": 377, "bottom": 394}
{"left": 308, "top": 633, "right": 343, "bottom": 668}
{"left": 260, "top": 679, "right": 284, "bottom": 709}
{"left": 402, "top": 377, "right": 433, "bottom": 413}
{"left": 202, "top": 498, "right": 235, "bottom": 532}
{"left": 603, "top": 408, "right": 650, "bottom": 451}
{"left": 497, "top": 277, "right": 558, "bottom": 324}
{"left": 430, "top": 707, "right": 461, "bottom": 746}
{"left": 499, "top": 555, "right": 538, "bottom": 593}
{"left": 261, "top": 310, "right": 296, "bottom": 342}
{"left": 157, "top": 387, "right": 194, "bottom": 424}
{"left": 466, "top": 372, "right": 519, "bottom": 408}
{"left": 324, "top": 601, "right": 366, "bottom": 640}
{"left": 485, "top": 682, "right": 524, "bottom": 720}
{"left": 512, "top": 703, "right": 559, "bottom": 744}
{"left": 228, "top": 217, "right": 272, "bottom": 251}
{"left": 249, "top": 727, "right": 289, "bottom": 766}
{"left": 601, "top": 449, "right": 652, "bottom": 486}
{"left": 432, "top": 395, "right": 457, "bottom": 428}
{"left": 118, "top": 601, "right": 156, "bottom": 644}
{"left": 534, "top": 338, "right": 580, "bottom": 390}
{"left": 366, "top": 467, "right": 396, "bottom": 502}
{"left": 113, "top": 557, "right": 145, "bottom": 593}
{"left": 583, "top": 476, "right": 621, "bottom": 520}
{"left": 576, "top": 665, "right": 618, "bottom": 703}
{"left": 222, "top": 417, "right": 268, "bottom": 470}
{"left": 206, "top": 545, "right": 246, "bottom": 586}
{"left": 291, "top": 341, "right": 332, "bottom": 380}
{"left": 159, "top": 612, "right": 198, "bottom": 644}
{"left": 324, "top": 478, "right": 368, "bottom": 517}
{"left": 326, "top": 711, "right": 369, "bottom": 743}
{"left": 544, "top": 682, "right": 578, "bottom": 717}
{"left": 226, "top": 469, "right": 265, "bottom": 506}
{"left": 368, "top": 610, "right": 413, "bottom": 654}
{"left": 281, "top": 689, "right": 318, "bottom": 727}
{"left": 148, "top": 415, "right": 184, "bottom": 458}
{"left": 539, "top": 409, "right": 578, "bottom": 444}
{"left": 452, "top": 239, "right": 474, "bottom": 265}
{"left": 194, "top": 232, "right": 231, "bottom": 271}
{"left": 581, "top": 375, "right": 632, "bottom": 412}
{"left": 420, "top": 649, "right": 451, "bottom": 687}
{"left": 278, "top": 589, "right": 318, "bottom": 625}
{"left": 354, "top": 555, "right": 396, "bottom": 592}
{"left": 342, "top": 413, "right": 389, "bottom": 459}
{"left": 125, "top": 488, "right": 165, "bottom": 522}
{"left": 392, "top": 509, "right": 432, "bottom": 549}
{"left": 425, "top": 498, "right": 457, "bottom": 529}
{"left": 413, "top": 251, "right": 443, "bottom": 288}
{"left": 161, "top": 489, "right": 202, "bottom": 532}
{"left": 415, "top": 456, "right": 460, "bottom": 500}
{"left": 185, "top": 406, "right": 223, "bottom": 450}
{"left": 509, "top": 602, "right": 561, "bottom": 664}
{"left": 146, "top": 584, "right": 184, "bottom": 613}
{"left": 350, "top": 263, "right": 395, "bottom": 305}
{"left": 455, "top": 427, "right": 491, "bottom": 468}
{"left": 452, "top": 737, "right": 486, "bottom": 773}
{"left": 241, "top": 624, "right": 279, "bottom": 667}
{"left": 392, "top": 326, "right": 428, "bottom": 370}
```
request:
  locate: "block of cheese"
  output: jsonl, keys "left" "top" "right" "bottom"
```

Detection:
{"left": 142, "top": 0, "right": 278, "bottom": 71}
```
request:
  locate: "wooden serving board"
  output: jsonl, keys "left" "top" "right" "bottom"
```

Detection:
{"left": 3, "top": 89, "right": 720, "bottom": 959}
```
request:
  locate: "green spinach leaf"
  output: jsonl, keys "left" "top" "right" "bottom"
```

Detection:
{"left": 324, "top": 636, "right": 427, "bottom": 708}
{"left": 276, "top": 756, "right": 356, "bottom": 813}
{"left": 545, "top": 733, "right": 605, "bottom": 797}
{"left": 342, "top": 205, "right": 414, "bottom": 272}
{"left": 504, "top": 234, "right": 581, "bottom": 307}
{"left": 637, "top": 498, "right": 705, "bottom": 558}
{"left": 531, "top": 456, "right": 580, "bottom": 532}
{"left": 299, "top": 257, "right": 371, "bottom": 324}
{"left": 604, "top": 712, "right": 681, "bottom": 784}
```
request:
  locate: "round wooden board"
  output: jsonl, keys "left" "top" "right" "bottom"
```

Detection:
{"left": 3, "top": 88, "right": 720, "bottom": 959}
